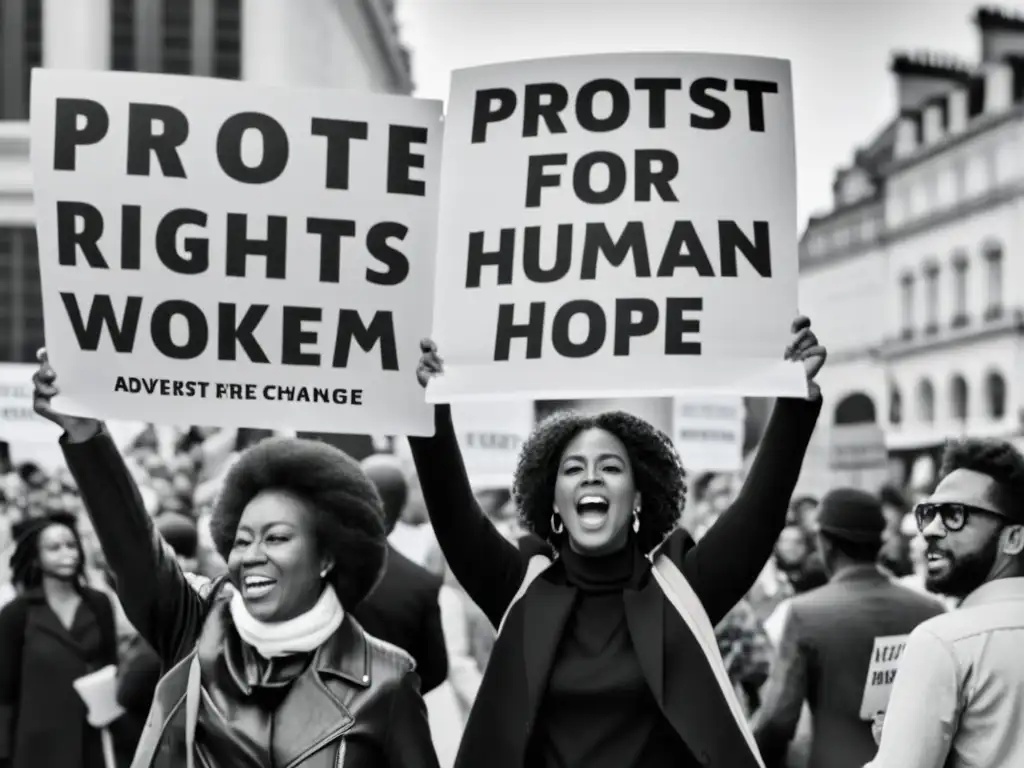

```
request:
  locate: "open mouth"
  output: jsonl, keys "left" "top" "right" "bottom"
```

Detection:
{"left": 242, "top": 575, "right": 277, "bottom": 599}
{"left": 576, "top": 495, "right": 610, "bottom": 531}
{"left": 925, "top": 550, "right": 951, "bottom": 575}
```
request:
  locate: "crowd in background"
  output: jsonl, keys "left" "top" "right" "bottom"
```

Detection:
{"left": 0, "top": 419, "right": 955, "bottom": 768}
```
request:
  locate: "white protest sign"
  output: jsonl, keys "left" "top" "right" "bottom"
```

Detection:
{"left": 428, "top": 53, "right": 806, "bottom": 403}
{"left": 672, "top": 395, "right": 744, "bottom": 472}
{"left": 830, "top": 423, "right": 888, "bottom": 471}
{"left": 31, "top": 70, "right": 442, "bottom": 435}
{"left": 452, "top": 400, "right": 534, "bottom": 489}
{"left": 859, "top": 634, "right": 908, "bottom": 720}
{"left": 0, "top": 363, "right": 61, "bottom": 442}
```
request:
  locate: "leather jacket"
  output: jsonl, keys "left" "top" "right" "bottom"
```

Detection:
{"left": 60, "top": 431, "right": 439, "bottom": 768}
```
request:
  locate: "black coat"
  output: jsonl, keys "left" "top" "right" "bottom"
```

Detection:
{"left": 0, "top": 586, "right": 118, "bottom": 768}
{"left": 61, "top": 429, "right": 439, "bottom": 768}
{"left": 353, "top": 545, "right": 448, "bottom": 693}
{"left": 409, "top": 399, "right": 821, "bottom": 768}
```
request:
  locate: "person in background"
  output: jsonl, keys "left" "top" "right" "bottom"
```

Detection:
{"left": 388, "top": 469, "right": 439, "bottom": 567}
{"left": 354, "top": 454, "right": 448, "bottom": 694}
{"left": 791, "top": 495, "right": 820, "bottom": 534}
{"left": 422, "top": 542, "right": 492, "bottom": 768}
{"left": 714, "top": 597, "right": 773, "bottom": 716}
{"left": 877, "top": 486, "right": 912, "bottom": 578}
{"left": 752, "top": 489, "right": 946, "bottom": 768}
{"left": 0, "top": 513, "right": 122, "bottom": 768}
{"left": 869, "top": 439, "right": 1024, "bottom": 768}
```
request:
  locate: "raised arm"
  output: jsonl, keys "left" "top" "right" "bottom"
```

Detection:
{"left": 32, "top": 351, "right": 204, "bottom": 666}
{"left": 684, "top": 395, "right": 821, "bottom": 624}
{"left": 408, "top": 404, "right": 526, "bottom": 627}
{"left": 61, "top": 426, "right": 205, "bottom": 664}
{"left": 682, "top": 316, "right": 826, "bottom": 626}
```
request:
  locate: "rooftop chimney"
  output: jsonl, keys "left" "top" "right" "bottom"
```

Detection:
{"left": 890, "top": 51, "right": 973, "bottom": 112}
{"left": 976, "top": 6, "right": 1024, "bottom": 62}
{"left": 983, "top": 60, "right": 1014, "bottom": 113}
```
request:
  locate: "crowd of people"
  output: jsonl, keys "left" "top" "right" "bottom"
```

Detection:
{"left": 0, "top": 326, "right": 1021, "bottom": 768}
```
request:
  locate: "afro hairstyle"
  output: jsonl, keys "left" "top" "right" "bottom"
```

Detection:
{"left": 10, "top": 511, "right": 86, "bottom": 590}
{"left": 939, "top": 438, "right": 1024, "bottom": 523}
{"left": 513, "top": 409, "right": 686, "bottom": 553}
{"left": 210, "top": 436, "right": 388, "bottom": 610}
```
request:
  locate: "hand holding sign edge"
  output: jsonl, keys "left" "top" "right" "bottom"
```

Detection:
{"left": 32, "top": 347, "right": 104, "bottom": 444}
{"left": 784, "top": 316, "right": 826, "bottom": 400}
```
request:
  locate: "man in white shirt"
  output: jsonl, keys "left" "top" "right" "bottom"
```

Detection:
{"left": 867, "top": 438, "right": 1024, "bottom": 768}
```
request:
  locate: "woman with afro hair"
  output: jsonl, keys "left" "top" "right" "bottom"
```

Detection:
{"left": 0, "top": 512, "right": 121, "bottom": 768}
{"left": 409, "top": 316, "right": 826, "bottom": 768}
{"left": 30, "top": 350, "right": 439, "bottom": 768}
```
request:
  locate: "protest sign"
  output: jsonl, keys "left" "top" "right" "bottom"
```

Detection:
{"left": 452, "top": 400, "right": 535, "bottom": 488}
{"left": 672, "top": 395, "right": 744, "bottom": 472}
{"left": 0, "top": 363, "right": 61, "bottom": 442}
{"left": 428, "top": 53, "right": 806, "bottom": 403}
{"left": 859, "top": 634, "right": 908, "bottom": 720}
{"left": 31, "top": 70, "right": 442, "bottom": 435}
{"left": 830, "top": 423, "right": 888, "bottom": 471}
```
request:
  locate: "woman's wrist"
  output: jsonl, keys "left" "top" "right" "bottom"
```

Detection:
{"left": 806, "top": 381, "right": 822, "bottom": 401}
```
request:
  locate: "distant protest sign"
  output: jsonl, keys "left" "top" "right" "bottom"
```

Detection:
{"left": 452, "top": 400, "right": 534, "bottom": 488}
{"left": 859, "top": 634, "right": 908, "bottom": 720}
{"left": 31, "top": 70, "right": 442, "bottom": 435}
{"left": 428, "top": 53, "right": 806, "bottom": 403}
{"left": 0, "top": 363, "right": 60, "bottom": 442}
{"left": 672, "top": 395, "right": 744, "bottom": 472}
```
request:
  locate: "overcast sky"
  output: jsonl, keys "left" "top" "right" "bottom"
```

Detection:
{"left": 396, "top": 0, "right": 987, "bottom": 231}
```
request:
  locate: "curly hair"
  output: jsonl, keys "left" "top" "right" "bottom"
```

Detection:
{"left": 939, "top": 438, "right": 1024, "bottom": 523}
{"left": 513, "top": 410, "right": 687, "bottom": 553}
{"left": 210, "top": 436, "right": 388, "bottom": 610}
{"left": 9, "top": 512, "right": 86, "bottom": 590}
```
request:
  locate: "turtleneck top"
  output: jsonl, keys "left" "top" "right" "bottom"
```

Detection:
{"left": 529, "top": 542, "right": 699, "bottom": 768}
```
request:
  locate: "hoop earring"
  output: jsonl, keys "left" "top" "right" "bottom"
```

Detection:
{"left": 632, "top": 508, "right": 641, "bottom": 533}
{"left": 550, "top": 512, "right": 564, "bottom": 535}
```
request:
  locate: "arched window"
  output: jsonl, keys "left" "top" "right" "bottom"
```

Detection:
{"left": 985, "top": 371, "right": 1007, "bottom": 420}
{"left": 834, "top": 393, "right": 877, "bottom": 426}
{"left": 923, "top": 260, "right": 940, "bottom": 334}
{"left": 889, "top": 385, "right": 903, "bottom": 426}
{"left": 917, "top": 379, "right": 935, "bottom": 423}
{"left": 983, "top": 241, "right": 1003, "bottom": 320}
{"left": 950, "top": 375, "right": 968, "bottom": 422}
{"left": 900, "top": 272, "right": 915, "bottom": 338}
{"left": 952, "top": 251, "right": 969, "bottom": 327}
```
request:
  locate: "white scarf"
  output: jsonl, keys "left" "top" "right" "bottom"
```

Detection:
{"left": 229, "top": 584, "right": 345, "bottom": 658}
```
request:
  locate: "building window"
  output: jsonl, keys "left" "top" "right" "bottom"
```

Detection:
{"left": 985, "top": 371, "right": 1007, "bottom": 420}
{"left": 889, "top": 385, "right": 903, "bottom": 426}
{"left": 983, "top": 242, "right": 1003, "bottom": 320}
{"left": 0, "top": 227, "right": 43, "bottom": 363}
{"left": 111, "top": 0, "right": 135, "bottom": 70}
{"left": 950, "top": 375, "right": 968, "bottom": 422}
{"left": 917, "top": 379, "right": 935, "bottom": 424}
{"left": 162, "top": 0, "right": 193, "bottom": 75}
{"left": 108, "top": 0, "right": 241, "bottom": 78}
{"left": 0, "top": 0, "right": 44, "bottom": 120}
{"left": 923, "top": 261, "right": 940, "bottom": 335}
{"left": 900, "top": 273, "right": 915, "bottom": 339}
{"left": 214, "top": 0, "right": 242, "bottom": 80}
{"left": 952, "top": 252, "right": 969, "bottom": 327}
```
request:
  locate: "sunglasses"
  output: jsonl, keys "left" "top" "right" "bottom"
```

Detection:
{"left": 913, "top": 502, "right": 1007, "bottom": 533}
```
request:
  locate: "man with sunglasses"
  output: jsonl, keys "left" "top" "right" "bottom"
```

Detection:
{"left": 867, "top": 438, "right": 1024, "bottom": 768}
